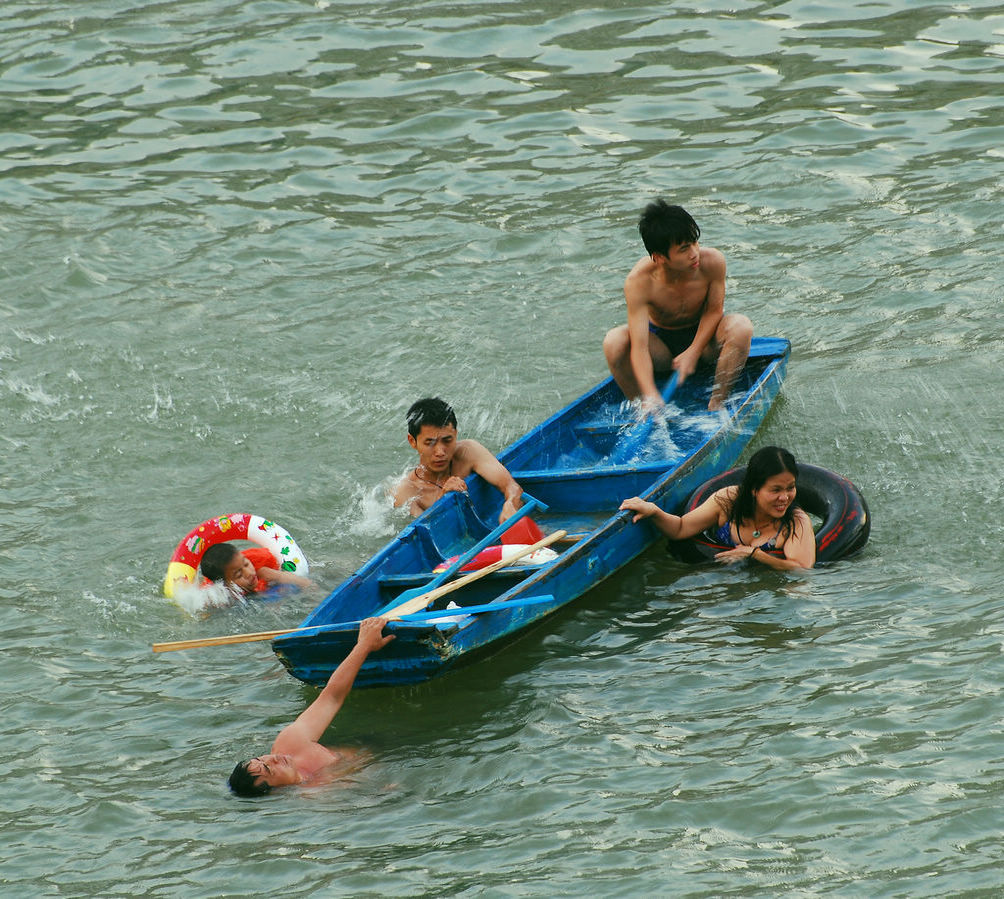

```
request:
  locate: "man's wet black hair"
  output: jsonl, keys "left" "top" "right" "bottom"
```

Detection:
{"left": 228, "top": 760, "right": 272, "bottom": 798}
{"left": 638, "top": 199, "right": 701, "bottom": 257}
{"left": 406, "top": 397, "right": 457, "bottom": 438}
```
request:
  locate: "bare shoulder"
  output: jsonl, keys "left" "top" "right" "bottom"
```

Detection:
{"left": 792, "top": 506, "right": 814, "bottom": 531}
{"left": 624, "top": 255, "right": 658, "bottom": 296}
{"left": 392, "top": 470, "right": 420, "bottom": 505}
{"left": 281, "top": 739, "right": 341, "bottom": 777}
{"left": 699, "top": 245, "right": 726, "bottom": 277}
{"left": 452, "top": 439, "right": 491, "bottom": 475}
{"left": 714, "top": 484, "right": 739, "bottom": 503}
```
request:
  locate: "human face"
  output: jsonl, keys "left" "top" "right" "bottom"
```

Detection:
{"left": 223, "top": 552, "right": 257, "bottom": 592}
{"left": 408, "top": 423, "right": 458, "bottom": 474}
{"left": 753, "top": 471, "right": 797, "bottom": 520}
{"left": 660, "top": 240, "right": 701, "bottom": 273}
{"left": 247, "top": 753, "right": 301, "bottom": 788}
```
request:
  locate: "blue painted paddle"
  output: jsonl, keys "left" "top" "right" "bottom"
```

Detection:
{"left": 376, "top": 495, "right": 546, "bottom": 615}
{"left": 607, "top": 371, "right": 679, "bottom": 466}
{"left": 393, "top": 593, "right": 557, "bottom": 623}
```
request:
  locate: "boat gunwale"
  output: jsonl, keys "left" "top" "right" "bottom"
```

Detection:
{"left": 274, "top": 339, "right": 790, "bottom": 664}
{"left": 456, "top": 342, "right": 791, "bottom": 616}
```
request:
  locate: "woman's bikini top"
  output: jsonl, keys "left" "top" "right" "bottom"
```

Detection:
{"left": 714, "top": 520, "right": 782, "bottom": 551}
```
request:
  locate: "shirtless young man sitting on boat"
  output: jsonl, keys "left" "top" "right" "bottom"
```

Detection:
{"left": 228, "top": 617, "right": 393, "bottom": 797}
{"left": 603, "top": 200, "right": 753, "bottom": 413}
{"left": 392, "top": 397, "right": 525, "bottom": 523}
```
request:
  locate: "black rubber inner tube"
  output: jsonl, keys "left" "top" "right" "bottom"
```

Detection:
{"left": 667, "top": 463, "right": 870, "bottom": 565}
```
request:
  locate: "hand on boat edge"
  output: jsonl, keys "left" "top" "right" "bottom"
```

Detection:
{"left": 358, "top": 617, "right": 395, "bottom": 651}
{"left": 619, "top": 496, "right": 658, "bottom": 523}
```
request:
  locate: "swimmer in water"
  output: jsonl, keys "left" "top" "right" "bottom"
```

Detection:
{"left": 392, "top": 396, "right": 526, "bottom": 523}
{"left": 227, "top": 617, "right": 394, "bottom": 796}
{"left": 200, "top": 542, "right": 315, "bottom": 596}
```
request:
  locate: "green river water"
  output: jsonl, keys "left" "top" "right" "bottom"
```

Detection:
{"left": 2, "top": 1, "right": 1003, "bottom": 895}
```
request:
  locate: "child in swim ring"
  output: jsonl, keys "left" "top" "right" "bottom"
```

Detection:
{"left": 200, "top": 543, "right": 316, "bottom": 596}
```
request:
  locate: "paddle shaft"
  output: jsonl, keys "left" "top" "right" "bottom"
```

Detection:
{"left": 380, "top": 530, "right": 566, "bottom": 619}
{"left": 152, "top": 592, "right": 566, "bottom": 653}
{"left": 151, "top": 529, "right": 566, "bottom": 653}
{"left": 399, "top": 495, "right": 544, "bottom": 599}
{"left": 152, "top": 627, "right": 303, "bottom": 652}
{"left": 398, "top": 592, "right": 557, "bottom": 622}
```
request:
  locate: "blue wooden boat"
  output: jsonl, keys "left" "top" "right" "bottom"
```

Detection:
{"left": 273, "top": 336, "right": 790, "bottom": 687}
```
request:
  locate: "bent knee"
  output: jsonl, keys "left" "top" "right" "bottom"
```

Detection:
{"left": 603, "top": 325, "right": 630, "bottom": 360}
{"left": 720, "top": 313, "right": 753, "bottom": 346}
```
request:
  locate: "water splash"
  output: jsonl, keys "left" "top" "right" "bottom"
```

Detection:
{"left": 349, "top": 477, "right": 408, "bottom": 539}
{"left": 169, "top": 580, "right": 242, "bottom": 617}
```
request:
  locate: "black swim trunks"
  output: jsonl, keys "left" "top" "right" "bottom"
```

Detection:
{"left": 648, "top": 321, "right": 699, "bottom": 357}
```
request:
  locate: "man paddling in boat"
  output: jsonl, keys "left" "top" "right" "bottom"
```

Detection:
{"left": 228, "top": 617, "right": 394, "bottom": 797}
{"left": 603, "top": 200, "right": 753, "bottom": 413}
{"left": 393, "top": 396, "right": 526, "bottom": 523}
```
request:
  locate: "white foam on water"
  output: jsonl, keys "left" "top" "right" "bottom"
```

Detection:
{"left": 169, "top": 580, "right": 242, "bottom": 617}
{"left": 349, "top": 477, "right": 410, "bottom": 539}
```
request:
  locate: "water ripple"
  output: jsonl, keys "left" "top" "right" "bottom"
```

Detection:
{"left": 3, "top": 0, "right": 1004, "bottom": 894}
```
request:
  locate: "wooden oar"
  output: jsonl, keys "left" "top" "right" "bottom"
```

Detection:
{"left": 379, "top": 529, "right": 566, "bottom": 619}
{"left": 387, "top": 496, "right": 545, "bottom": 612}
{"left": 607, "top": 371, "right": 679, "bottom": 466}
{"left": 153, "top": 626, "right": 317, "bottom": 653}
{"left": 151, "top": 530, "right": 566, "bottom": 654}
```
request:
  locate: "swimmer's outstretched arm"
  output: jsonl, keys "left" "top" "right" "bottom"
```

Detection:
{"left": 273, "top": 618, "right": 394, "bottom": 752}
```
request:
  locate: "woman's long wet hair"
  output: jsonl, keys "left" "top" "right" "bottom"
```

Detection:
{"left": 725, "top": 446, "right": 802, "bottom": 538}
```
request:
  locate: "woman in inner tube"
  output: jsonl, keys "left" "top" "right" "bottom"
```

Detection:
{"left": 620, "top": 446, "right": 816, "bottom": 570}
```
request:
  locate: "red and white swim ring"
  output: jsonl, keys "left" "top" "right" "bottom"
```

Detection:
{"left": 163, "top": 513, "right": 309, "bottom": 598}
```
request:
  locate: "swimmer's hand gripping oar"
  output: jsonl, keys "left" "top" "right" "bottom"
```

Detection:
{"left": 150, "top": 530, "right": 566, "bottom": 653}
{"left": 607, "top": 371, "right": 679, "bottom": 466}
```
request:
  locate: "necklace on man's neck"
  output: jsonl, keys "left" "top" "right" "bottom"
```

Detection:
{"left": 415, "top": 463, "right": 451, "bottom": 489}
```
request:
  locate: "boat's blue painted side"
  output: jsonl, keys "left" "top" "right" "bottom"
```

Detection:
{"left": 273, "top": 337, "right": 790, "bottom": 687}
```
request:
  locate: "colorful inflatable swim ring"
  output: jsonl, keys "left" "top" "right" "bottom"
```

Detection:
{"left": 164, "top": 513, "right": 310, "bottom": 598}
{"left": 433, "top": 544, "right": 559, "bottom": 574}
{"left": 667, "top": 464, "right": 870, "bottom": 566}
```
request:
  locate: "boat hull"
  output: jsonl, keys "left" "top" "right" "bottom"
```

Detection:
{"left": 273, "top": 337, "right": 790, "bottom": 687}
